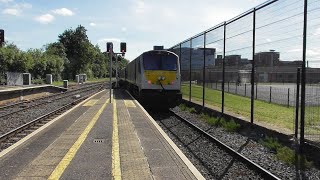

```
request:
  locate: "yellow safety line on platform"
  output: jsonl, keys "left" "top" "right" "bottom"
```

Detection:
{"left": 48, "top": 98, "right": 109, "bottom": 180}
{"left": 82, "top": 99, "right": 98, "bottom": 106}
{"left": 112, "top": 98, "right": 122, "bottom": 180}
{"left": 124, "top": 99, "right": 136, "bottom": 108}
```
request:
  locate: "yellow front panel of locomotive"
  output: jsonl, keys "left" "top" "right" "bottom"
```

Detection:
{"left": 144, "top": 70, "right": 176, "bottom": 85}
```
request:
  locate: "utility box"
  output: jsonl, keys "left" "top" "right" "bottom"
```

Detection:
{"left": 75, "top": 75, "right": 80, "bottom": 83}
{"left": 79, "top": 74, "right": 87, "bottom": 83}
{"left": 22, "top": 73, "right": 31, "bottom": 85}
{"left": 63, "top": 80, "right": 68, "bottom": 88}
{"left": 46, "top": 74, "right": 52, "bottom": 84}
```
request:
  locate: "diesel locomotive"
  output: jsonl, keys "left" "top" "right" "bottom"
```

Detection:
{"left": 119, "top": 49, "right": 182, "bottom": 107}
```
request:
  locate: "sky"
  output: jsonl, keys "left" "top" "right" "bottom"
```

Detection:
{"left": 1, "top": 0, "right": 271, "bottom": 61}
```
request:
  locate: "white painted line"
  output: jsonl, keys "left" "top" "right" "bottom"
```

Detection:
{"left": 125, "top": 90, "right": 205, "bottom": 180}
{"left": 0, "top": 90, "right": 107, "bottom": 159}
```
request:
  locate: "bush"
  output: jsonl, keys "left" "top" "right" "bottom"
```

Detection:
{"left": 260, "top": 136, "right": 313, "bottom": 168}
{"left": 189, "top": 107, "right": 197, "bottom": 114}
{"left": 259, "top": 136, "right": 282, "bottom": 152}
{"left": 221, "top": 119, "right": 240, "bottom": 132}
{"left": 179, "top": 104, "right": 187, "bottom": 111}
{"left": 276, "top": 147, "right": 312, "bottom": 168}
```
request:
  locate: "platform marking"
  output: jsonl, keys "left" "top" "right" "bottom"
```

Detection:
{"left": 124, "top": 99, "right": 136, "bottom": 108}
{"left": 0, "top": 90, "right": 106, "bottom": 159}
{"left": 82, "top": 99, "right": 98, "bottom": 106}
{"left": 48, "top": 98, "right": 109, "bottom": 180}
{"left": 112, "top": 98, "right": 122, "bottom": 180}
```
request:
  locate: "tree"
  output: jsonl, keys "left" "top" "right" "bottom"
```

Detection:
{"left": 45, "top": 42, "right": 67, "bottom": 80}
{"left": 58, "top": 25, "right": 94, "bottom": 79}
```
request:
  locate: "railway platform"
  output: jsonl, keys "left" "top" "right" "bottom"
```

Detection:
{"left": 0, "top": 85, "right": 68, "bottom": 105}
{"left": 0, "top": 89, "right": 204, "bottom": 180}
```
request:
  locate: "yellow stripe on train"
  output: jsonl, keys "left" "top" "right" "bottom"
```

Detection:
{"left": 144, "top": 70, "right": 177, "bottom": 85}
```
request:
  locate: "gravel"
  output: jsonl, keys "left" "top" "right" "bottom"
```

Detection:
{"left": 157, "top": 107, "right": 320, "bottom": 180}
{"left": 150, "top": 111, "right": 264, "bottom": 180}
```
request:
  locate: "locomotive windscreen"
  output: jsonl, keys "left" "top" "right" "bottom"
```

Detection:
{"left": 143, "top": 53, "right": 177, "bottom": 71}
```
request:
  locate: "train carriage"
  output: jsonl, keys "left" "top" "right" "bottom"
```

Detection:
{"left": 119, "top": 49, "right": 182, "bottom": 107}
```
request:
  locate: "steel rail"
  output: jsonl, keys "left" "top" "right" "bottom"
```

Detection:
{"left": 0, "top": 83, "right": 104, "bottom": 119}
{"left": 169, "top": 110, "right": 281, "bottom": 180}
{"left": 0, "top": 84, "right": 105, "bottom": 144}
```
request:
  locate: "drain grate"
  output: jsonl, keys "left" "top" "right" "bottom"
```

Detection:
{"left": 93, "top": 139, "right": 105, "bottom": 143}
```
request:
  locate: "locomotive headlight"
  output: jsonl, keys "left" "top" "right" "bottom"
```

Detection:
{"left": 158, "top": 76, "right": 165, "bottom": 80}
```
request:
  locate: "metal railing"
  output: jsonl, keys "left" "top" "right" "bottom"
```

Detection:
{"left": 169, "top": 0, "right": 320, "bottom": 149}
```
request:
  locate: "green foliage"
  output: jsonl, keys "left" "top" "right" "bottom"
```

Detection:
{"left": 179, "top": 104, "right": 187, "bottom": 111}
{"left": 276, "top": 147, "right": 312, "bottom": 168}
{"left": 178, "top": 104, "right": 197, "bottom": 114}
{"left": 221, "top": 119, "right": 240, "bottom": 132}
{"left": 180, "top": 104, "right": 240, "bottom": 131}
{"left": 260, "top": 136, "right": 313, "bottom": 168}
{"left": 188, "top": 107, "right": 197, "bottom": 113}
{"left": 0, "top": 25, "right": 121, "bottom": 84}
{"left": 259, "top": 136, "right": 282, "bottom": 152}
{"left": 32, "top": 78, "right": 44, "bottom": 84}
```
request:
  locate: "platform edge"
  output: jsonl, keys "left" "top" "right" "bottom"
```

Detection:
{"left": 0, "top": 89, "right": 107, "bottom": 158}
{"left": 125, "top": 90, "right": 205, "bottom": 180}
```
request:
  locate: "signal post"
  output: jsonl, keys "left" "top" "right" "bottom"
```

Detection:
{"left": 106, "top": 42, "right": 126, "bottom": 103}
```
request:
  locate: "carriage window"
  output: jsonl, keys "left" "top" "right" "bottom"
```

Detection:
{"left": 143, "top": 53, "right": 177, "bottom": 71}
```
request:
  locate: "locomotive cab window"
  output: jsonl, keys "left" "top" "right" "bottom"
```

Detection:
{"left": 143, "top": 53, "right": 177, "bottom": 71}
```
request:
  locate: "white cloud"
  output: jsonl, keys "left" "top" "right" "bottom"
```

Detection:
{"left": 2, "top": 8, "right": 19, "bottom": 16}
{"left": 15, "top": 3, "right": 32, "bottom": 9}
{"left": 89, "top": 22, "right": 96, "bottom": 26}
{"left": 97, "top": 38, "right": 123, "bottom": 52}
{"left": 2, "top": 2, "right": 32, "bottom": 16}
{"left": 313, "top": 27, "right": 320, "bottom": 36}
{"left": 0, "top": 0, "right": 13, "bottom": 3}
{"left": 134, "top": 0, "right": 147, "bottom": 14}
{"left": 34, "top": 14, "right": 55, "bottom": 24}
{"left": 121, "top": 27, "right": 127, "bottom": 32}
{"left": 98, "top": 38, "right": 121, "bottom": 43}
{"left": 52, "top": 8, "right": 74, "bottom": 16}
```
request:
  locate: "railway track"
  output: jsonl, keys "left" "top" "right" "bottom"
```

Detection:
{"left": 0, "top": 83, "right": 107, "bottom": 151}
{"left": 0, "top": 83, "right": 104, "bottom": 119}
{"left": 168, "top": 110, "right": 280, "bottom": 180}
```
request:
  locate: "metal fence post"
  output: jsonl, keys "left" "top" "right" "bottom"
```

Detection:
{"left": 300, "top": 0, "right": 308, "bottom": 152}
{"left": 222, "top": 22, "right": 226, "bottom": 114}
{"left": 269, "top": 86, "right": 272, "bottom": 103}
{"left": 250, "top": 8, "right": 256, "bottom": 124}
{"left": 203, "top": 33, "right": 206, "bottom": 107}
{"left": 179, "top": 44, "right": 182, "bottom": 88}
{"left": 245, "top": 83, "right": 247, "bottom": 96}
{"left": 287, "top": 88, "right": 290, "bottom": 108}
{"left": 189, "top": 39, "right": 192, "bottom": 102}
{"left": 295, "top": 68, "right": 301, "bottom": 140}
{"left": 236, "top": 83, "right": 238, "bottom": 94}
{"left": 255, "top": 83, "right": 258, "bottom": 99}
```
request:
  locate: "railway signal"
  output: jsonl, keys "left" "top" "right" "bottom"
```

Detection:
{"left": 120, "top": 42, "right": 126, "bottom": 56}
{"left": 0, "top": 29, "right": 4, "bottom": 47}
{"left": 107, "top": 42, "right": 113, "bottom": 53}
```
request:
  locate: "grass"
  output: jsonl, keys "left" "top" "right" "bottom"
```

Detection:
{"left": 181, "top": 84, "right": 296, "bottom": 132}
{"left": 179, "top": 105, "right": 240, "bottom": 132}
{"left": 180, "top": 100, "right": 313, "bottom": 168}
{"left": 260, "top": 136, "right": 313, "bottom": 168}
